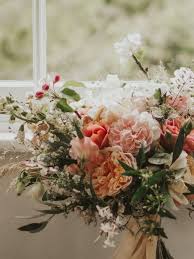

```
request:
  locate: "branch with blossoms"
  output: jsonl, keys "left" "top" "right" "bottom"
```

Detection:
{"left": 114, "top": 33, "right": 149, "bottom": 79}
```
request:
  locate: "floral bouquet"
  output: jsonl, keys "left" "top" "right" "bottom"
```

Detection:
{"left": 1, "top": 33, "right": 194, "bottom": 259}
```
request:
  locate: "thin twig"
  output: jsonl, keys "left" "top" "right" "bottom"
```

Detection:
{"left": 132, "top": 54, "right": 149, "bottom": 80}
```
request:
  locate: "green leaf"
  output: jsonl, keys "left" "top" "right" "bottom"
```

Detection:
{"left": 148, "top": 153, "right": 170, "bottom": 165}
{"left": 147, "top": 171, "right": 166, "bottom": 186}
{"left": 185, "top": 183, "right": 194, "bottom": 194}
{"left": 157, "top": 239, "right": 174, "bottom": 259}
{"left": 61, "top": 88, "right": 81, "bottom": 101}
{"left": 154, "top": 88, "right": 163, "bottom": 104}
{"left": 73, "top": 121, "right": 84, "bottom": 139}
{"left": 172, "top": 120, "right": 193, "bottom": 164}
{"left": 119, "top": 160, "right": 140, "bottom": 177}
{"left": 18, "top": 221, "right": 48, "bottom": 233}
{"left": 159, "top": 209, "right": 176, "bottom": 220}
{"left": 36, "top": 209, "right": 63, "bottom": 215}
{"left": 136, "top": 146, "right": 146, "bottom": 168}
{"left": 119, "top": 160, "right": 132, "bottom": 171}
{"left": 56, "top": 98, "right": 74, "bottom": 113}
{"left": 63, "top": 80, "right": 85, "bottom": 88}
{"left": 131, "top": 185, "right": 147, "bottom": 203}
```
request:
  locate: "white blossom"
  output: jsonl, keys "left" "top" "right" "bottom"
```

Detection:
{"left": 96, "top": 206, "right": 113, "bottom": 220}
{"left": 170, "top": 67, "right": 194, "bottom": 93}
{"left": 114, "top": 33, "right": 142, "bottom": 64}
{"left": 104, "top": 74, "right": 121, "bottom": 88}
{"left": 100, "top": 222, "right": 118, "bottom": 248}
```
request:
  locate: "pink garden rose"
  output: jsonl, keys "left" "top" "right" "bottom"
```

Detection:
{"left": 83, "top": 123, "right": 109, "bottom": 149}
{"left": 162, "top": 118, "right": 194, "bottom": 153}
{"left": 70, "top": 137, "right": 100, "bottom": 162}
{"left": 166, "top": 95, "right": 188, "bottom": 113}
{"left": 184, "top": 130, "right": 194, "bottom": 153}
{"left": 108, "top": 116, "right": 153, "bottom": 155}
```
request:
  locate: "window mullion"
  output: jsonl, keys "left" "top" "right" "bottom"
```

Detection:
{"left": 32, "top": 0, "right": 47, "bottom": 88}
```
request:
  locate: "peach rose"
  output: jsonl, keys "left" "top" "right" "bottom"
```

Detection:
{"left": 92, "top": 151, "right": 135, "bottom": 198}
{"left": 161, "top": 118, "right": 194, "bottom": 153}
{"left": 83, "top": 123, "right": 109, "bottom": 149}
{"left": 108, "top": 117, "right": 153, "bottom": 155}
{"left": 166, "top": 95, "right": 188, "bottom": 113}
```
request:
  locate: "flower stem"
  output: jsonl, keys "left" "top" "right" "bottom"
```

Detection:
{"left": 74, "top": 110, "right": 82, "bottom": 119}
{"left": 132, "top": 54, "right": 149, "bottom": 80}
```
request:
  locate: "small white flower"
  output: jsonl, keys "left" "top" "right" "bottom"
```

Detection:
{"left": 114, "top": 33, "right": 142, "bottom": 64}
{"left": 96, "top": 206, "right": 113, "bottom": 220}
{"left": 170, "top": 67, "right": 194, "bottom": 93}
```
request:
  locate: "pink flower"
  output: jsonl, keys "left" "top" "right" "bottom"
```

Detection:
{"left": 70, "top": 137, "right": 100, "bottom": 162}
{"left": 109, "top": 117, "right": 152, "bottom": 155}
{"left": 161, "top": 118, "right": 194, "bottom": 153}
{"left": 183, "top": 130, "right": 194, "bottom": 153}
{"left": 42, "top": 83, "right": 50, "bottom": 91}
{"left": 35, "top": 91, "right": 44, "bottom": 99}
{"left": 83, "top": 123, "right": 109, "bottom": 149}
{"left": 53, "top": 74, "right": 61, "bottom": 84}
{"left": 166, "top": 95, "right": 188, "bottom": 113}
{"left": 92, "top": 151, "right": 135, "bottom": 198}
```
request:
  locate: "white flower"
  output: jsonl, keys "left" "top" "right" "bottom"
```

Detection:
{"left": 170, "top": 151, "right": 188, "bottom": 171}
{"left": 104, "top": 74, "right": 121, "bottom": 88}
{"left": 170, "top": 67, "right": 194, "bottom": 93}
{"left": 96, "top": 206, "right": 113, "bottom": 220}
{"left": 114, "top": 33, "right": 142, "bottom": 64}
{"left": 100, "top": 222, "right": 118, "bottom": 248}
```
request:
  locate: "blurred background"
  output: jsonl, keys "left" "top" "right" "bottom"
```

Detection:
{"left": 0, "top": 0, "right": 194, "bottom": 80}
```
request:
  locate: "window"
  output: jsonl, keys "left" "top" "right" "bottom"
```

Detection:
{"left": 0, "top": 0, "right": 46, "bottom": 97}
{"left": 0, "top": 0, "right": 32, "bottom": 80}
{"left": 0, "top": 0, "right": 47, "bottom": 135}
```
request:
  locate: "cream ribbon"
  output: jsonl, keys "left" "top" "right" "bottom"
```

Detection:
{"left": 113, "top": 218, "right": 158, "bottom": 259}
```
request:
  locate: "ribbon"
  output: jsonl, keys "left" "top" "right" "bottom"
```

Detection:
{"left": 113, "top": 218, "right": 158, "bottom": 259}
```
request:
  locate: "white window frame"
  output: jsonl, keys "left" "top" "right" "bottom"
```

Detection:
{"left": 0, "top": 0, "right": 47, "bottom": 97}
{"left": 0, "top": 0, "right": 47, "bottom": 137}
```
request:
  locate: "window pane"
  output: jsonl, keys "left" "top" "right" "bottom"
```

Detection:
{"left": 47, "top": 0, "right": 194, "bottom": 80}
{"left": 0, "top": 0, "right": 32, "bottom": 80}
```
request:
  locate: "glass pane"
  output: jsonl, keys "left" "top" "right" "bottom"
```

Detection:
{"left": 0, "top": 0, "right": 32, "bottom": 80}
{"left": 47, "top": 0, "right": 194, "bottom": 80}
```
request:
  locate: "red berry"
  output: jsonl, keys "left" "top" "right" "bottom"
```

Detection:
{"left": 35, "top": 91, "right": 44, "bottom": 99}
{"left": 42, "top": 83, "right": 50, "bottom": 91}
{"left": 53, "top": 74, "right": 61, "bottom": 84}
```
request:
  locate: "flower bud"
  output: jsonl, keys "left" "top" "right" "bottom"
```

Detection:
{"left": 53, "top": 74, "right": 61, "bottom": 84}
{"left": 42, "top": 83, "right": 50, "bottom": 91}
{"left": 35, "top": 91, "right": 44, "bottom": 99}
{"left": 16, "top": 181, "right": 25, "bottom": 196}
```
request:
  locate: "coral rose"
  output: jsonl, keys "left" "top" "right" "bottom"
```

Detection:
{"left": 83, "top": 123, "right": 109, "bottom": 149}
{"left": 92, "top": 151, "right": 136, "bottom": 198}
{"left": 108, "top": 115, "right": 153, "bottom": 155}
{"left": 162, "top": 118, "right": 194, "bottom": 153}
